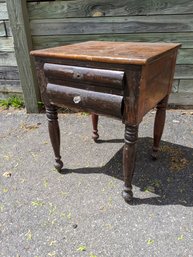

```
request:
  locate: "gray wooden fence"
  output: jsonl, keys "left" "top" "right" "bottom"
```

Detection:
{"left": 3, "top": 0, "right": 193, "bottom": 111}
{"left": 0, "top": 0, "right": 21, "bottom": 99}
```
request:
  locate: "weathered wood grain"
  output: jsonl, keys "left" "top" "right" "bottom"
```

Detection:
{"left": 0, "top": 79, "right": 22, "bottom": 99}
{"left": 178, "top": 80, "right": 193, "bottom": 93}
{"left": 0, "top": 21, "right": 11, "bottom": 37}
{"left": 0, "top": 37, "right": 14, "bottom": 51}
{"left": 177, "top": 49, "right": 193, "bottom": 65}
{"left": 0, "top": 66, "right": 19, "bottom": 80}
{"left": 175, "top": 65, "right": 193, "bottom": 79}
{"left": 0, "top": 80, "right": 21, "bottom": 93}
{"left": 27, "top": 0, "right": 193, "bottom": 20}
{"left": 6, "top": 0, "right": 41, "bottom": 112}
{"left": 0, "top": 52, "right": 17, "bottom": 66}
{"left": 32, "top": 32, "right": 193, "bottom": 50}
{"left": 171, "top": 79, "right": 193, "bottom": 93}
{"left": 30, "top": 15, "right": 193, "bottom": 36}
{"left": 0, "top": 91, "right": 22, "bottom": 99}
{"left": 169, "top": 92, "right": 193, "bottom": 107}
{"left": 0, "top": 3, "right": 8, "bottom": 20}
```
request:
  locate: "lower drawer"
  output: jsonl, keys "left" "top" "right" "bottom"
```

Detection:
{"left": 47, "top": 83, "right": 123, "bottom": 119}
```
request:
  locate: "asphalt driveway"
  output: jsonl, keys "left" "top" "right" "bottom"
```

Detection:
{"left": 0, "top": 108, "right": 193, "bottom": 257}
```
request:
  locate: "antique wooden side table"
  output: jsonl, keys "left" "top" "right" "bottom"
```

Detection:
{"left": 31, "top": 41, "right": 181, "bottom": 203}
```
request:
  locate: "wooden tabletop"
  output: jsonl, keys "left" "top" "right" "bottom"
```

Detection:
{"left": 31, "top": 41, "right": 181, "bottom": 65}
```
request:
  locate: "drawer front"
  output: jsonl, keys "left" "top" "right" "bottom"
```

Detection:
{"left": 44, "top": 63, "right": 124, "bottom": 95}
{"left": 47, "top": 83, "right": 123, "bottom": 119}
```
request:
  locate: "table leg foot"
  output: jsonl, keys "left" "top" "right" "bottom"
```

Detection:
{"left": 54, "top": 157, "right": 63, "bottom": 172}
{"left": 122, "top": 186, "right": 133, "bottom": 203}
{"left": 122, "top": 124, "right": 138, "bottom": 203}
{"left": 151, "top": 147, "right": 159, "bottom": 160}
{"left": 91, "top": 113, "right": 99, "bottom": 142}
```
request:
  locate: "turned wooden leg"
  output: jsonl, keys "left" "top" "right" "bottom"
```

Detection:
{"left": 46, "top": 105, "right": 63, "bottom": 171}
{"left": 122, "top": 124, "right": 138, "bottom": 203}
{"left": 152, "top": 95, "right": 169, "bottom": 160}
{"left": 91, "top": 113, "right": 99, "bottom": 142}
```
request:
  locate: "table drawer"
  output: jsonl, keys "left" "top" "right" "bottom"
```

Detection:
{"left": 44, "top": 63, "right": 124, "bottom": 95}
{"left": 47, "top": 83, "right": 123, "bottom": 119}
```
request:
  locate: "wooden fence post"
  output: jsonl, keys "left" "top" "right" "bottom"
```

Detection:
{"left": 6, "top": 0, "right": 40, "bottom": 113}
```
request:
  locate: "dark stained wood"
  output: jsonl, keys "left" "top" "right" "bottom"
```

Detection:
{"left": 44, "top": 63, "right": 124, "bottom": 89}
{"left": 31, "top": 41, "right": 181, "bottom": 202}
{"left": 46, "top": 77, "right": 123, "bottom": 96}
{"left": 46, "top": 83, "right": 123, "bottom": 119}
{"left": 122, "top": 124, "right": 138, "bottom": 203}
{"left": 139, "top": 50, "right": 178, "bottom": 118}
{"left": 34, "top": 60, "right": 50, "bottom": 106}
{"left": 123, "top": 67, "right": 142, "bottom": 124}
{"left": 152, "top": 95, "right": 169, "bottom": 160}
{"left": 46, "top": 105, "right": 63, "bottom": 171}
{"left": 31, "top": 41, "right": 181, "bottom": 65}
{"left": 91, "top": 113, "right": 99, "bottom": 142}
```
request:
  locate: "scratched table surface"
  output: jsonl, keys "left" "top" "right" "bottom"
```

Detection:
{"left": 31, "top": 41, "right": 181, "bottom": 65}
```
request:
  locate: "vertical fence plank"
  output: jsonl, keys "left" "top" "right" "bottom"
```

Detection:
{"left": 6, "top": 0, "right": 40, "bottom": 113}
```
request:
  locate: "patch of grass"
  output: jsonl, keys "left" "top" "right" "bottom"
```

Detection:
{"left": 0, "top": 96, "right": 24, "bottom": 109}
{"left": 161, "top": 145, "right": 189, "bottom": 172}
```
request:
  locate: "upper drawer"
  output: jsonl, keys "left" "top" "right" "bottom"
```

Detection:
{"left": 44, "top": 63, "right": 124, "bottom": 92}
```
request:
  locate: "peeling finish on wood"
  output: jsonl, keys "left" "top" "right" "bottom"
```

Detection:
{"left": 27, "top": 0, "right": 193, "bottom": 19}
{"left": 6, "top": 0, "right": 41, "bottom": 112}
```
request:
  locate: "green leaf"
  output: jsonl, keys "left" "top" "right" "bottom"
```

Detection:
{"left": 90, "top": 253, "right": 97, "bottom": 257}
{"left": 26, "top": 229, "right": 32, "bottom": 241}
{"left": 77, "top": 245, "right": 86, "bottom": 252}
{"left": 147, "top": 239, "right": 154, "bottom": 245}
{"left": 178, "top": 235, "right": 184, "bottom": 240}
{"left": 43, "top": 179, "right": 48, "bottom": 188}
{"left": 31, "top": 200, "right": 44, "bottom": 207}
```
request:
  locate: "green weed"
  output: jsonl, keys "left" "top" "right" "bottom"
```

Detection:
{"left": 77, "top": 245, "right": 86, "bottom": 252}
{"left": 0, "top": 96, "right": 24, "bottom": 109}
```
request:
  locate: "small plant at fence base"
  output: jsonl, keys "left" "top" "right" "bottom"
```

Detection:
{"left": 0, "top": 96, "right": 24, "bottom": 109}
